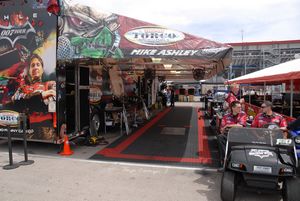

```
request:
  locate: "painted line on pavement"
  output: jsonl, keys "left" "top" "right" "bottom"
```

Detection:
{"left": 0, "top": 151, "right": 218, "bottom": 172}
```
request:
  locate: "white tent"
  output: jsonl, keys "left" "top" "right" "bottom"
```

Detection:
{"left": 226, "top": 58, "right": 300, "bottom": 117}
{"left": 226, "top": 58, "right": 300, "bottom": 84}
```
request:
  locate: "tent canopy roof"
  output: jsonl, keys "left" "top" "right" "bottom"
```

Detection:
{"left": 226, "top": 58, "right": 300, "bottom": 85}
{"left": 52, "top": 0, "right": 232, "bottom": 81}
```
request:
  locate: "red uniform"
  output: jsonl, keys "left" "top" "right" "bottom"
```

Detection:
{"left": 251, "top": 113, "right": 287, "bottom": 128}
{"left": 225, "top": 92, "right": 238, "bottom": 106}
{"left": 13, "top": 81, "right": 55, "bottom": 100}
{"left": 12, "top": 81, "right": 56, "bottom": 124}
{"left": 21, "top": 81, "right": 54, "bottom": 95}
{"left": 221, "top": 111, "right": 247, "bottom": 129}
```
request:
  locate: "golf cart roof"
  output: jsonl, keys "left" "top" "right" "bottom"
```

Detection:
{"left": 228, "top": 127, "right": 285, "bottom": 147}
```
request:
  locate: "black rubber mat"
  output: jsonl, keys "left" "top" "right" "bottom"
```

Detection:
{"left": 123, "top": 107, "right": 196, "bottom": 157}
{"left": 90, "top": 107, "right": 220, "bottom": 168}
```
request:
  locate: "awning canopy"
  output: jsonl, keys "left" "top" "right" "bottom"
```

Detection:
{"left": 50, "top": 0, "right": 232, "bottom": 80}
{"left": 226, "top": 58, "right": 300, "bottom": 85}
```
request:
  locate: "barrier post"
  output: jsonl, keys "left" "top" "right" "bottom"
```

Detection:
{"left": 19, "top": 113, "right": 34, "bottom": 166}
{"left": 3, "top": 126, "right": 20, "bottom": 170}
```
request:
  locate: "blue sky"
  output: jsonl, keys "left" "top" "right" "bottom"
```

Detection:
{"left": 71, "top": 0, "right": 300, "bottom": 43}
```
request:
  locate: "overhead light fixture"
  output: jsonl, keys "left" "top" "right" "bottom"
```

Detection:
{"left": 164, "top": 64, "right": 172, "bottom": 69}
{"left": 151, "top": 58, "right": 161, "bottom": 63}
{"left": 170, "top": 70, "right": 181, "bottom": 74}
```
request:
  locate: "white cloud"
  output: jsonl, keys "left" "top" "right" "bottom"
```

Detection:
{"left": 70, "top": 0, "right": 300, "bottom": 43}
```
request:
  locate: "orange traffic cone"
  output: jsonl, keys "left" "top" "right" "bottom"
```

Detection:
{"left": 60, "top": 135, "right": 74, "bottom": 156}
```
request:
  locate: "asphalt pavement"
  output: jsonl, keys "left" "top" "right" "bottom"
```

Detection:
{"left": 0, "top": 151, "right": 282, "bottom": 201}
{"left": 0, "top": 103, "right": 283, "bottom": 201}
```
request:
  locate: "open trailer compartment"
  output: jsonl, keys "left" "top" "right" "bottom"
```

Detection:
{"left": 0, "top": 0, "right": 232, "bottom": 144}
{"left": 57, "top": 58, "right": 158, "bottom": 142}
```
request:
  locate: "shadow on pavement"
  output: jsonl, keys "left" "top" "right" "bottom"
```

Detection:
{"left": 194, "top": 169, "right": 222, "bottom": 201}
{"left": 194, "top": 169, "right": 282, "bottom": 201}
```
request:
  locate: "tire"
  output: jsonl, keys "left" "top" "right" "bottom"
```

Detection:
{"left": 283, "top": 177, "right": 300, "bottom": 201}
{"left": 221, "top": 171, "right": 237, "bottom": 201}
{"left": 90, "top": 112, "right": 101, "bottom": 137}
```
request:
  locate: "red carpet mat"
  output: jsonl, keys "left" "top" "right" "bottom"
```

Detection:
{"left": 90, "top": 107, "right": 220, "bottom": 168}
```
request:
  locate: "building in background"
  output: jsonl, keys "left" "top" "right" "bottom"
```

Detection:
{"left": 226, "top": 40, "right": 300, "bottom": 79}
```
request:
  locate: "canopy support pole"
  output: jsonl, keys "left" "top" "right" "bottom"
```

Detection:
{"left": 249, "top": 89, "right": 251, "bottom": 104}
{"left": 290, "top": 80, "right": 294, "bottom": 117}
{"left": 264, "top": 82, "right": 266, "bottom": 101}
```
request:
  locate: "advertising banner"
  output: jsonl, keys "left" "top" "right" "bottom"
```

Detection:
{"left": 0, "top": 0, "right": 57, "bottom": 141}
{"left": 57, "top": 0, "right": 232, "bottom": 63}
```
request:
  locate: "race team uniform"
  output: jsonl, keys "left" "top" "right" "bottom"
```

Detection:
{"left": 221, "top": 111, "right": 247, "bottom": 130}
{"left": 251, "top": 112, "right": 287, "bottom": 128}
{"left": 225, "top": 92, "right": 239, "bottom": 106}
{"left": 218, "top": 111, "right": 247, "bottom": 161}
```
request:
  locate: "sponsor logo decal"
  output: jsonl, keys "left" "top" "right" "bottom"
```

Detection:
{"left": 0, "top": 21, "right": 36, "bottom": 47}
{"left": 128, "top": 47, "right": 227, "bottom": 57}
{"left": 89, "top": 86, "right": 102, "bottom": 104}
{"left": 249, "top": 149, "right": 273, "bottom": 159}
{"left": 125, "top": 26, "right": 185, "bottom": 46}
{"left": 0, "top": 110, "right": 20, "bottom": 127}
{"left": 276, "top": 139, "right": 292, "bottom": 146}
{"left": 129, "top": 49, "right": 198, "bottom": 57}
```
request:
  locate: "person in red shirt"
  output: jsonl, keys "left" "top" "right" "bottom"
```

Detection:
{"left": 251, "top": 101, "right": 287, "bottom": 136}
{"left": 218, "top": 101, "right": 247, "bottom": 168}
{"left": 223, "top": 85, "right": 244, "bottom": 111}
{"left": 224, "top": 91, "right": 239, "bottom": 106}
{"left": 220, "top": 101, "right": 247, "bottom": 134}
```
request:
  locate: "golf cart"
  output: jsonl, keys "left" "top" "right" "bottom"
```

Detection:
{"left": 220, "top": 126, "right": 300, "bottom": 201}
{"left": 290, "top": 128, "right": 300, "bottom": 175}
{"left": 290, "top": 129, "right": 300, "bottom": 159}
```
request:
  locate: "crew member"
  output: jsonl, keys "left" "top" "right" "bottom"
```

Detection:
{"left": 223, "top": 85, "right": 239, "bottom": 111}
{"left": 223, "top": 85, "right": 245, "bottom": 112}
{"left": 218, "top": 101, "right": 247, "bottom": 165}
{"left": 251, "top": 101, "right": 287, "bottom": 130}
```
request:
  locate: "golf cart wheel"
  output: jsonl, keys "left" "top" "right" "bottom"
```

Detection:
{"left": 283, "top": 177, "right": 300, "bottom": 201}
{"left": 221, "top": 171, "right": 237, "bottom": 201}
{"left": 90, "top": 112, "right": 101, "bottom": 137}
